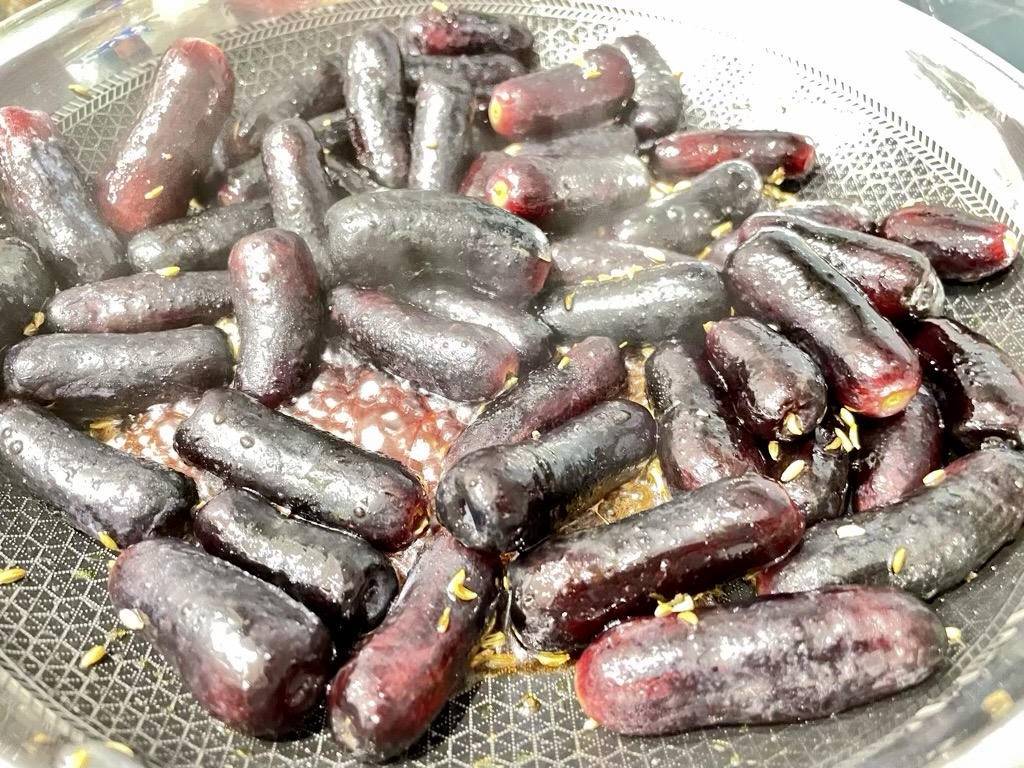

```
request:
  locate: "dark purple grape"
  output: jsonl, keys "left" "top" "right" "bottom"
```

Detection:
{"left": 757, "top": 448, "right": 1024, "bottom": 599}
{"left": 262, "top": 118, "right": 337, "bottom": 286}
{"left": 576, "top": 586, "right": 946, "bottom": 735}
{"left": 0, "top": 108, "right": 127, "bottom": 286}
{"left": 328, "top": 285, "right": 519, "bottom": 402}
{"left": 645, "top": 341, "right": 763, "bottom": 492}
{"left": 108, "top": 538, "right": 331, "bottom": 737}
{"left": 0, "top": 400, "right": 195, "bottom": 548}
{"left": 3, "top": 327, "right": 233, "bottom": 419}
{"left": 611, "top": 160, "right": 762, "bottom": 254}
{"left": 230, "top": 229, "right": 323, "bottom": 408}
{"left": 173, "top": 388, "right": 427, "bottom": 551}
{"left": 444, "top": 335, "right": 625, "bottom": 468}
{"left": 436, "top": 399, "right": 656, "bottom": 552}
{"left": 509, "top": 474, "right": 802, "bottom": 653}
{"left": 194, "top": 488, "right": 397, "bottom": 645}
{"left": 880, "top": 203, "right": 1018, "bottom": 282}
{"left": 724, "top": 229, "right": 921, "bottom": 418}
{"left": 911, "top": 317, "right": 1024, "bottom": 451}
{"left": 537, "top": 262, "right": 727, "bottom": 344}
{"left": 854, "top": 386, "right": 943, "bottom": 513}
{"left": 345, "top": 26, "right": 410, "bottom": 188}
{"left": 325, "top": 190, "right": 550, "bottom": 302}
{"left": 489, "top": 46, "right": 634, "bottom": 140}
{"left": 44, "top": 271, "right": 230, "bottom": 333}
{"left": 97, "top": 39, "right": 234, "bottom": 234}
{"left": 328, "top": 533, "right": 500, "bottom": 761}
{"left": 613, "top": 35, "right": 683, "bottom": 141}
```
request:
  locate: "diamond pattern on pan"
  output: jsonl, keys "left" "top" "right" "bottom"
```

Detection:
{"left": 2, "top": 1, "right": 1021, "bottom": 766}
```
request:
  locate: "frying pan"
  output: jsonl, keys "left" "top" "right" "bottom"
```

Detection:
{"left": 1, "top": 0, "right": 1024, "bottom": 765}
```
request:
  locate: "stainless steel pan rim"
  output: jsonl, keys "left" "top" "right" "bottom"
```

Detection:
{"left": 2, "top": 1, "right": 1024, "bottom": 766}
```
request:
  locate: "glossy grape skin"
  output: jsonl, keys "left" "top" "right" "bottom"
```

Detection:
{"left": 488, "top": 45, "right": 634, "bottom": 140}
{"left": 881, "top": 203, "right": 1018, "bottom": 282}
{"left": 96, "top": 38, "right": 234, "bottom": 235}
{"left": 328, "top": 533, "right": 500, "bottom": 762}
{"left": 911, "top": 317, "right": 1024, "bottom": 451}
{"left": 0, "top": 399, "right": 196, "bottom": 548}
{"left": 854, "top": 386, "right": 943, "bottom": 513}
{"left": 44, "top": 271, "right": 230, "bottom": 333}
{"left": 508, "top": 474, "right": 802, "bottom": 653}
{"left": 757, "top": 448, "right": 1024, "bottom": 599}
{"left": 537, "top": 262, "right": 728, "bottom": 344}
{"left": 194, "top": 488, "right": 397, "bottom": 646}
{"left": 652, "top": 129, "right": 816, "bottom": 181}
{"left": 611, "top": 160, "right": 763, "bottom": 255}
{"left": 724, "top": 228, "right": 921, "bottom": 418}
{"left": 3, "top": 327, "right": 233, "bottom": 420}
{"left": 230, "top": 229, "right": 323, "bottom": 408}
{"left": 403, "top": 7, "right": 533, "bottom": 56}
{"left": 444, "top": 335, "right": 624, "bottom": 468}
{"left": 173, "top": 388, "right": 427, "bottom": 551}
{"left": 0, "top": 107, "right": 127, "bottom": 286}
{"left": 108, "top": 538, "right": 332, "bottom": 738}
{"left": 328, "top": 286, "right": 519, "bottom": 402}
{"left": 645, "top": 341, "right": 763, "bottom": 492}
{"left": 705, "top": 317, "right": 827, "bottom": 441}
{"left": 575, "top": 586, "right": 946, "bottom": 736}
{"left": 345, "top": 26, "right": 410, "bottom": 188}
{"left": 436, "top": 399, "right": 656, "bottom": 553}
